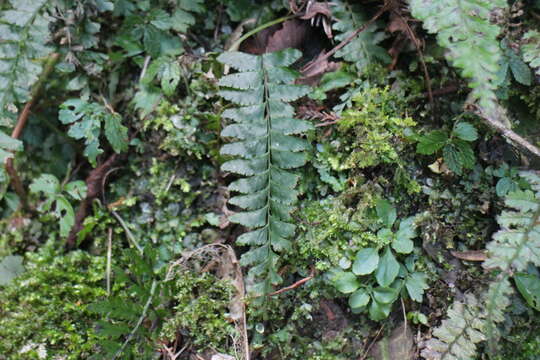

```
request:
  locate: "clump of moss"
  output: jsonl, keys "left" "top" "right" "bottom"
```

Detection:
{"left": 0, "top": 247, "right": 106, "bottom": 359}
{"left": 161, "top": 271, "right": 236, "bottom": 352}
{"left": 336, "top": 86, "right": 416, "bottom": 169}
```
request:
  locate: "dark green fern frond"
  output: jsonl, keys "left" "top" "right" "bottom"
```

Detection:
{"left": 332, "top": 0, "right": 390, "bottom": 72}
{"left": 410, "top": 0, "right": 507, "bottom": 111}
{"left": 0, "top": 0, "right": 54, "bottom": 123}
{"left": 217, "top": 49, "right": 312, "bottom": 296}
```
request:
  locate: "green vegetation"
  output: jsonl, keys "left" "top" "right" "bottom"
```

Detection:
{"left": 1, "top": 0, "right": 540, "bottom": 359}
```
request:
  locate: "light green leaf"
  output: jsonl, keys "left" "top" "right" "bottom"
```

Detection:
{"left": 372, "top": 286, "right": 399, "bottom": 304}
{"left": 417, "top": 130, "right": 448, "bottom": 155}
{"left": 375, "top": 248, "right": 400, "bottom": 287}
{"left": 369, "top": 299, "right": 392, "bottom": 321}
{"left": 352, "top": 248, "right": 379, "bottom": 275}
{"left": 393, "top": 217, "right": 416, "bottom": 254}
{"left": 55, "top": 196, "right": 75, "bottom": 237}
{"left": 405, "top": 272, "right": 429, "bottom": 302}
{"left": 376, "top": 199, "right": 397, "bottom": 228}
{"left": 104, "top": 114, "right": 129, "bottom": 154}
{"left": 453, "top": 122, "right": 478, "bottom": 142}
{"left": 334, "top": 271, "right": 360, "bottom": 294}
{"left": 349, "top": 288, "right": 370, "bottom": 309}
{"left": 0, "top": 255, "right": 24, "bottom": 286}
{"left": 160, "top": 61, "right": 181, "bottom": 96}
{"left": 64, "top": 181, "right": 87, "bottom": 200}
{"left": 30, "top": 174, "right": 60, "bottom": 195}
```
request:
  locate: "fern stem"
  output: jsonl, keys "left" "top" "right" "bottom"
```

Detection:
{"left": 227, "top": 15, "right": 296, "bottom": 52}
{"left": 263, "top": 58, "right": 274, "bottom": 292}
{"left": 112, "top": 279, "right": 158, "bottom": 359}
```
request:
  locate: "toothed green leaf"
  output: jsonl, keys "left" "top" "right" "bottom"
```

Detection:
{"left": 218, "top": 49, "right": 312, "bottom": 294}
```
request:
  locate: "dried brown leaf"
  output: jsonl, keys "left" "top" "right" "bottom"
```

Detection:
{"left": 370, "top": 323, "right": 414, "bottom": 360}
{"left": 266, "top": 19, "right": 309, "bottom": 53}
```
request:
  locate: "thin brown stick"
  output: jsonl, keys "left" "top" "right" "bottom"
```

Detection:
{"left": 5, "top": 53, "right": 61, "bottom": 209}
{"left": 267, "top": 267, "right": 315, "bottom": 296}
{"left": 359, "top": 324, "right": 385, "bottom": 360}
{"left": 393, "top": 11, "right": 434, "bottom": 108}
{"left": 472, "top": 104, "right": 540, "bottom": 159}
{"left": 301, "top": 4, "right": 391, "bottom": 74}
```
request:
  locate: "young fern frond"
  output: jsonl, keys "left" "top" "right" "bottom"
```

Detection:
{"left": 409, "top": 0, "right": 507, "bottom": 111}
{"left": 217, "top": 49, "right": 312, "bottom": 296}
{"left": 422, "top": 171, "right": 540, "bottom": 360}
{"left": 0, "top": 0, "right": 54, "bottom": 122}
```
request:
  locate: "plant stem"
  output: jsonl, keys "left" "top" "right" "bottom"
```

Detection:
{"left": 5, "top": 52, "right": 61, "bottom": 210}
{"left": 227, "top": 15, "right": 296, "bottom": 52}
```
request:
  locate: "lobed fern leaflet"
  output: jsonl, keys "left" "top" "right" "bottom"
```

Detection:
{"left": 409, "top": 0, "right": 507, "bottom": 111}
{"left": 422, "top": 171, "right": 540, "bottom": 360}
{"left": 0, "top": 0, "right": 54, "bottom": 123}
{"left": 522, "top": 30, "right": 540, "bottom": 77}
{"left": 217, "top": 48, "right": 312, "bottom": 296}
{"left": 332, "top": 0, "right": 390, "bottom": 72}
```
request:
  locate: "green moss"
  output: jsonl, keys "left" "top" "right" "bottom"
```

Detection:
{"left": 0, "top": 247, "right": 106, "bottom": 359}
{"left": 337, "top": 86, "right": 416, "bottom": 169}
{"left": 161, "top": 271, "right": 236, "bottom": 352}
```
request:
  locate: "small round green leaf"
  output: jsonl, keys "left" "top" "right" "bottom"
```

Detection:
{"left": 349, "top": 288, "right": 370, "bottom": 309}
{"left": 334, "top": 272, "right": 360, "bottom": 294}
{"left": 353, "top": 248, "right": 379, "bottom": 275}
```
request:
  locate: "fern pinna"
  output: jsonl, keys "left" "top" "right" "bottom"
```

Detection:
{"left": 422, "top": 171, "right": 540, "bottom": 360}
{"left": 217, "top": 49, "right": 312, "bottom": 296}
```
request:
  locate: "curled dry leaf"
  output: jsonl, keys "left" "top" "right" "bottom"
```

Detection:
{"left": 300, "top": 2, "right": 333, "bottom": 39}
{"left": 297, "top": 50, "right": 340, "bottom": 86}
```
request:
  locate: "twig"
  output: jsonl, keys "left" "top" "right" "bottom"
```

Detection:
{"left": 301, "top": 4, "right": 390, "bottom": 74}
{"left": 5, "top": 53, "right": 60, "bottom": 210}
{"left": 267, "top": 267, "right": 315, "bottom": 296}
{"left": 112, "top": 279, "right": 157, "bottom": 360}
{"left": 472, "top": 104, "right": 540, "bottom": 159}
{"left": 111, "top": 210, "right": 143, "bottom": 253}
{"left": 393, "top": 11, "right": 434, "bottom": 108}
{"left": 359, "top": 324, "right": 385, "bottom": 360}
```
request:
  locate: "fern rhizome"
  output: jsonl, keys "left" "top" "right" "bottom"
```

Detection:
{"left": 217, "top": 49, "right": 312, "bottom": 296}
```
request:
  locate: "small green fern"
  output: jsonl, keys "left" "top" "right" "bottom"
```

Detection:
{"left": 409, "top": 0, "right": 507, "bottom": 111}
{"left": 421, "top": 171, "right": 540, "bottom": 360}
{"left": 332, "top": 0, "right": 390, "bottom": 72}
{"left": 217, "top": 49, "right": 312, "bottom": 296}
{"left": 0, "top": 0, "right": 54, "bottom": 123}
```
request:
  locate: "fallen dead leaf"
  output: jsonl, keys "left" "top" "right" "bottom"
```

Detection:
{"left": 297, "top": 50, "right": 340, "bottom": 86}
{"left": 450, "top": 250, "right": 488, "bottom": 262}
{"left": 370, "top": 322, "right": 414, "bottom": 360}
{"left": 266, "top": 19, "right": 309, "bottom": 53}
